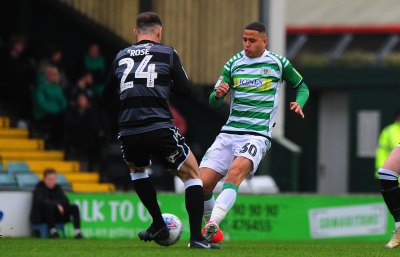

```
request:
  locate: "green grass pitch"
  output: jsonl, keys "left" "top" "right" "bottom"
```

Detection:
{"left": 1, "top": 238, "right": 400, "bottom": 257}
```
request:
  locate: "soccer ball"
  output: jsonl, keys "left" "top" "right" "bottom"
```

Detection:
{"left": 154, "top": 213, "right": 182, "bottom": 246}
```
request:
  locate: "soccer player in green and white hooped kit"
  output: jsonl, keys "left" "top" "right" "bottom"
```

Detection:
{"left": 199, "top": 22, "right": 310, "bottom": 242}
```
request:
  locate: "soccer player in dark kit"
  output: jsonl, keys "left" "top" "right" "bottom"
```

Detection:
{"left": 102, "top": 12, "right": 220, "bottom": 249}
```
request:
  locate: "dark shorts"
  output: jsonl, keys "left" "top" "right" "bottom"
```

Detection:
{"left": 118, "top": 127, "right": 189, "bottom": 170}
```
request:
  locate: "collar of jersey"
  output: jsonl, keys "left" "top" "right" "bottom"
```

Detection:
{"left": 136, "top": 40, "right": 160, "bottom": 45}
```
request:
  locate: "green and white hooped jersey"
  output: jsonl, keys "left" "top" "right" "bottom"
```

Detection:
{"left": 216, "top": 49, "right": 303, "bottom": 138}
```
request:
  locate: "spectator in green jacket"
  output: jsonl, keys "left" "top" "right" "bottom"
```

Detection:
{"left": 375, "top": 110, "right": 400, "bottom": 177}
{"left": 33, "top": 66, "right": 67, "bottom": 149}
{"left": 82, "top": 43, "right": 106, "bottom": 99}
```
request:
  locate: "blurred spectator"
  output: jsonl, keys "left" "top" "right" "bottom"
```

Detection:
{"left": 30, "top": 168, "right": 83, "bottom": 239}
{"left": 0, "top": 35, "right": 36, "bottom": 127}
{"left": 65, "top": 71, "right": 95, "bottom": 105}
{"left": 82, "top": 43, "right": 106, "bottom": 99}
{"left": 38, "top": 45, "right": 69, "bottom": 89}
{"left": 375, "top": 110, "right": 400, "bottom": 177}
{"left": 65, "top": 92, "right": 108, "bottom": 171}
{"left": 32, "top": 66, "right": 67, "bottom": 149}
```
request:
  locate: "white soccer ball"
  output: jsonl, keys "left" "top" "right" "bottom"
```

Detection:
{"left": 154, "top": 213, "right": 182, "bottom": 246}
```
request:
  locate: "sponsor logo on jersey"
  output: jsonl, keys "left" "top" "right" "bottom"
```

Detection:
{"left": 260, "top": 68, "right": 271, "bottom": 77}
{"left": 238, "top": 78, "right": 263, "bottom": 87}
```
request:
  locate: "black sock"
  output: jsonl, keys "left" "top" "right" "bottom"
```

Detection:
{"left": 132, "top": 178, "right": 165, "bottom": 228}
{"left": 381, "top": 187, "right": 400, "bottom": 222}
{"left": 380, "top": 179, "right": 399, "bottom": 190}
{"left": 380, "top": 178, "right": 400, "bottom": 222}
{"left": 185, "top": 185, "right": 204, "bottom": 241}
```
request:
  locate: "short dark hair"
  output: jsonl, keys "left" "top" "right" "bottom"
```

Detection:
{"left": 245, "top": 22, "right": 266, "bottom": 33}
{"left": 136, "top": 12, "right": 162, "bottom": 30}
{"left": 44, "top": 168, "right": 56, "bottom": 178}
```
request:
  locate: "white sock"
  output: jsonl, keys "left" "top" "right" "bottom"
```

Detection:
{"left": 74, "top": 229, "right": 81, "bottom": 236}
{"left": 50, "top": 227, "right": 57, "bottom": 235}
{"left": 210, "top": 184, "right": 238, "bottom": 225}
{"left": 203, "top": 195, "right": 215, "bottom": 222}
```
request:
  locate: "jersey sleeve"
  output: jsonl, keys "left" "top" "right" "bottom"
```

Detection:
{"left": 213, "top": 54, "right": 239, "bottom": 89}
{"left": 209, "top": 58, "right": 233, "bottom": 107}
{"left": 295, "top": 82, "right": 309, "bottom": 108}
{"left": 282, "top": 61, "right": 303, "bottom": 89}
{"left": 170, "top": 50, "right": 191, "bottom": 96}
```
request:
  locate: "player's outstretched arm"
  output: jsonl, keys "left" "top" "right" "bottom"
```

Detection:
{"left": 291, "top": 82, "right": 309, "bottom": 119}
{"left": 290, "top": 102, "right": 304, "bottom": 118}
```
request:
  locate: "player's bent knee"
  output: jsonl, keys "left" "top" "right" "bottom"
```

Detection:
{"left": 125, "top": 161, "right": 147, "bottom": 173}
{"left": 202, "top": 184, "right": 214, "bottom": 195}
{"left": 177, "top": 167, "right": 199, "bottom": 182}
{"left": 225, "top": 171, "right": 246, "bottom": 186}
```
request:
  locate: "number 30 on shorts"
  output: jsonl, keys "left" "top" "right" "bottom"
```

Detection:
{"left": 239, "top": 143, "right": 257, "bottom": 157}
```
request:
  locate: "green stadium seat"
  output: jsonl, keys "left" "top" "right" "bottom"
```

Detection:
{"left": 6, "top": 161, "right": 32, "bottom": 178}
{"left": 15, "top": 173, "right": 40, "bottom": 190}
{"left": 57, "top": 174, "right": 72, "bottom": 191}
{"left": 0, "top": 173, "right": 18, "bottom": 190}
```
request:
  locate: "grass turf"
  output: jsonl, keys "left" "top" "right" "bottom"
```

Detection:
{"left": 1, "top": 238, "right": 399, "bottom": 257}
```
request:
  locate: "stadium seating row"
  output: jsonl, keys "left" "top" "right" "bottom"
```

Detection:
{"left": 0, "top": 116, "right": 116, "bottom": 193}
{"left": 0, "top": 128, "right": 29, "bottom": 138}
{"left": 0, "top": 173, "right": 70, "bottom": 191}
{"left": 0, "top": 161, "right": 115, "bottom": 192}
{"left": 0, "top": 116, "right": 10, "bottom": 129}
{"left": 0, "top": 138, "right": 44, "bottom": 151}
{"left": 2, "top": 160, "right": 80, "bottom": 174}
{"left": 0, "top": 150, "right": 65, "bottom": 161}
{"left": 0, "top": 172, "right": 115, "bottom": 192}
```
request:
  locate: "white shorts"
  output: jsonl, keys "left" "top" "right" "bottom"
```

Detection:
{"left": 199, "top": 133, "right": 271, "bottom": 178}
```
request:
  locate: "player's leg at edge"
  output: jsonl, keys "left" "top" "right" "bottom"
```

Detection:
{"left": 201, "top": 156, "right": 252, "bottom": 242}
{"left": 201, "top": 168, "right": 225, "bottom": 243}
{"left": 176, "top": 151, "right": 221, "bottom": 249}
{"left": 378, "top": 146, "right": 400, "bottom": 248}
{"left": 127, "top": 163, "right": 170, "bottom": 242}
